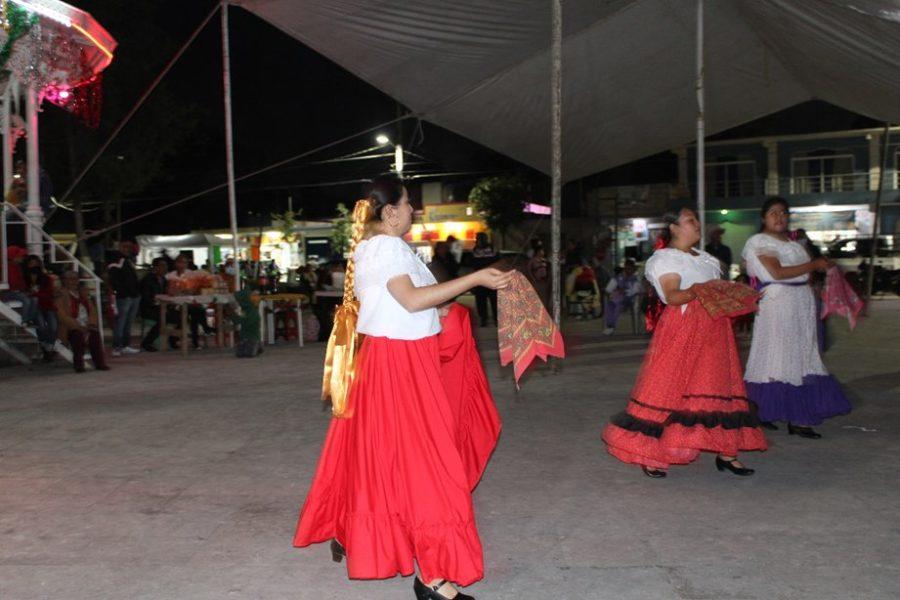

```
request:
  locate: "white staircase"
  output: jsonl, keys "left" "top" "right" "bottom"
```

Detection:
{"left": 1, "top": 201, "right": 103, "bottom": 366}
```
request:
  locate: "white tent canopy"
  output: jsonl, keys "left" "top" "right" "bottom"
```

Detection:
{"left": 237, "top": 0, "right": 900, "bottom": 182}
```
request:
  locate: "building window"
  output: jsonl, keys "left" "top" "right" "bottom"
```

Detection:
{"left": 705, "top": 157, "right": 758, "bottom": 198}
{"left": 790, "top": 150, "right": 857, "bottom": 193}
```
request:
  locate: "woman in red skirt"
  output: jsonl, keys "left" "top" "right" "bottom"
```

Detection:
{"left": 601, "top": 207, "right": 767, "bottom": 478}
{"left": 294, "top": 175, "right": 511, "bottom": 600}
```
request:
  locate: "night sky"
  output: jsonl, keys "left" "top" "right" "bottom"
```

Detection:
{"left": 39, "top": 1, "right": 879, "bottom": 239}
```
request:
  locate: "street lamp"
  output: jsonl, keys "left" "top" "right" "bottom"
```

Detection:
{"left": 375, "top": 134, "right": 390, "bottom": 146}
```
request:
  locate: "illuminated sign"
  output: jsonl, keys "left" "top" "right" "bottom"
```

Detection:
{"left": 423, "top": 203, "right": 479, "bottom": 223}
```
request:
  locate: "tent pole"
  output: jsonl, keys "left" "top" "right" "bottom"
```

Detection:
{"left": 550, "top": 0, "right": 562, "bottom": 327}
{"left": 696, "top": 0, "right": 706, "bottom": 246}
{"left": 221, "top": 1, "right": 240, "bottom": 291}
{"left": 2, "top": 84, "right": 11, "bottom": 197}
{"left": 865, "top": 122, "right": 890, "bottom": 300}
{"left": 25, "top": 84, "right": 42, "bottom": 257}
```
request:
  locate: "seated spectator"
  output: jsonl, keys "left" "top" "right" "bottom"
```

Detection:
{"left": 566, "top": 260, "right": 601, "bottom": 320}
{"left": 297, "top": 264, "right": 317, "bottom": 295}
{"left": 325, "top": 261, "right": 346, "bottom": 291}
{"left": 56, "top": 270, "right": 109, "bottom": 373}
{"left": 527, "top": 246, "right": 551, "bottom": 311}
{"left": 166, "top": 254, "right": 216, "bottom": 349}
{"left": 603, "top": 259, "right": 641, "bottom": 335}
{"left": 0, "top": 246, "right": 38, "bottom": 326}
{"left": 231, "top": 289, "right": 262, "bottom": 358}
{"left": 25, "top": 255, "right": 59, "bottom": 360}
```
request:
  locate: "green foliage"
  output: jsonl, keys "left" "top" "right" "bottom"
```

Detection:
{"left": 330, "top": 203, "right": 352, "bottom": 258}
{"left": 469, "top": 174, "right": 528, "bottom": 235}
{"left": 271, "top": 208, "right": 302, "bottom": 243}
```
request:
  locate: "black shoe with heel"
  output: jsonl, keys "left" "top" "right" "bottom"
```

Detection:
{"left": 788, "top": 423, "right": 822, "bottom": 439}
{"left": 760, "top": 421, "right": 778, "bottom": 431}
{"left": 641, "top": 465, "right": 667, "bottom": 478}
{"left": 414, "top": 578, "right": 474, "bottom": 600}
{"left": 715, "top": 456, "right": 755, "bottom": 476}
{"left": 330, "top": 539, "right": 345, "bottom": 563}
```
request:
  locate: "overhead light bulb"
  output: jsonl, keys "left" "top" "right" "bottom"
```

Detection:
{"left": 376, "top": 134, "right": 390, "bottom": 146}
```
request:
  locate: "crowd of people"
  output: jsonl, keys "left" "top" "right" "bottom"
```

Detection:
{"left": 0, "top": 239, "right": 274, "bottom": 370}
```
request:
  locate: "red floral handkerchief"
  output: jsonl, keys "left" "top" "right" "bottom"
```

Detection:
{"left": 498, "top": 271, "right": 565, "bottom": 387}
{"left": 821, "top": 266, "right": 864, "bottom": 330}
{"left": 693, "top": 279, "right": 760, "bottom": 320}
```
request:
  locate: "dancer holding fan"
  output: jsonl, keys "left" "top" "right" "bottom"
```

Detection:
{"left": 293, "top": 175, "right": 511, "bottom": 600}
{"left": 602, "top": 207, "right": 768, "bottom": 478}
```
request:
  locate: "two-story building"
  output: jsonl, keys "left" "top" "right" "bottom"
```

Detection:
{"left": 677, "top": 126, "right": 900, "bottom": 263}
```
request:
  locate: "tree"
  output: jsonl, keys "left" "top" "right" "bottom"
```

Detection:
{"left": 271, "top": 208, "right": 301, "bottom": 243}
{"left": 330, "top": 203, "right": 352, "bottom": 258}
{"left": 42, "top": 0, "right": 201, "bottom": 257}
{"left": 469, "top": 174, "right": 528, "bottom": 239}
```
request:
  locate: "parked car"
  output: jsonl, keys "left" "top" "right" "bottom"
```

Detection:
{"left": 825, "top": 236, "right": 900, "bottom": 272}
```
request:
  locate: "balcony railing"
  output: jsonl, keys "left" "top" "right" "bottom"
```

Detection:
{"left": 786, "top": 172, "right": 870, "bottom": 195}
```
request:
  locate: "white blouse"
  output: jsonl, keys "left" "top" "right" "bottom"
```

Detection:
{"left": 644, "top": 248, "right": 722, "bottom": 305}
{"left": 353, "top": 235, "right": 441, "bottom": 340}
{"left": 741, "top": 233, "right": 809, "bottom": 284}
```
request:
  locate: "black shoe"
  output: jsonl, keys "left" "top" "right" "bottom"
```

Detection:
{"left": 414, "top": 579, "right": 474, "bottom": 600}
{"left": 330, "top": 539, "right": 345, "bottom": 563}
{"left": 74, "top": 365, "right": 86, "bottom": 373}
{"left": 142, "top": 344, "right": 158, "bottom": 353}
{"left": 715, "top": 456, "right": 755, "bottom": 476}
{"left": 96, "top": 365, "right": 111, "bottom": 371}
{"left": 788, "top": 424, "right": 822, "bottom": 439}
{"left": 641, "top": 465, "right": 667, "bottom": 478}
{"left": 760, "top": 421, "right": 779, "bottom": 431}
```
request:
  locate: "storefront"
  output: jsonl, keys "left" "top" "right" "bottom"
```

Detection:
{"left": 405, "top": 203, "right": 488, "bottom": 261}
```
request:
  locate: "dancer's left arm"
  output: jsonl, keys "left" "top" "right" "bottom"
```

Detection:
{"left": 656, "top": 273, "right": 699, "bottom": 306}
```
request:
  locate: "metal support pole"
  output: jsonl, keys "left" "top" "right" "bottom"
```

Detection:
{"left": 695, "top": 0, "right": 706, "bottom": 245}
{"left": 1, "top": 85, "right": 10, "bottom": 286}
{"left": 25, "top": 84, "right": 42, "bottom": 256}
{"left": 221, "top": 2, "right": 240, "bottom": 291}
{"left": 866, "top": 123, "right": 890, "bottom": 300}
{"left": 2, "top": 84, "right": 12, "bottom": 196}
{"left": 550, "top": 0, "right": 563, "bottom": 327}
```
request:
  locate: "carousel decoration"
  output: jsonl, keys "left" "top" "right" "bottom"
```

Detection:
{"left": 0, "top": 0, "right": 115, "bottom": 127}
{"left": 0, "top": 1, "right": 115, "bottom": 255}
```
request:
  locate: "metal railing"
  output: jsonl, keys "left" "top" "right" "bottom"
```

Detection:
{"left": 786, "top": 172, "right": 870, "bottom": 195}
{"left": 695, "top": 173, "right": 878, "bottom": 199}
{"left": 1, "top": 202, "right": 104, "bottom": 334}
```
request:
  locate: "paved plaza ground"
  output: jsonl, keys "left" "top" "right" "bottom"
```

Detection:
{"left": 1, "top": 300, "right": 898, "bottom": 599}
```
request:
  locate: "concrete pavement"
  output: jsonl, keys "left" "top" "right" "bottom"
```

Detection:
{"left": 1, "top": 301, "right": 898, "bottom": 599}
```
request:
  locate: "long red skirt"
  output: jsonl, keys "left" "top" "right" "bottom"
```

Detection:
{"left": 602, "top": 301, "right": 768, "bottom": 469}
{"left": 439, "top": 303, "right": 502, "bottom": 490}
{"left": 293, "top": 332, "right": 491, "bottom": 586}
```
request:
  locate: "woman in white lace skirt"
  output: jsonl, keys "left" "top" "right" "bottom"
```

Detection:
{"left": 742, "top": 198, "right": 851, "bottom": 438}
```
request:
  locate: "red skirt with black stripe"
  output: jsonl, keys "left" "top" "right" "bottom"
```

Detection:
{"left": 601, "top": 301, "right": 768, "bottom": 469}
